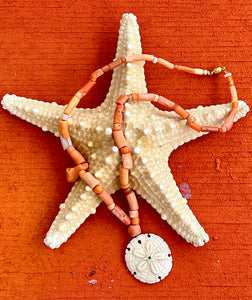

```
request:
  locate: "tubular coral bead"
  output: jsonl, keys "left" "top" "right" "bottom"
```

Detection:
{"left": 131, "top": 217, "right": 140, "bottom": 225}
{"left": 228, "top": 76, "right": 234, "bottom": 86}
{"left": 114, "top": 104, "right": 124, "bottom": 124}
{"left": 157, "top": 96, "right": 175, "bottom": 110}
{"left": 201, "top": 126, "right": 219, "bottom": 132}
{"left": 116, "top": 94, "right": 129, "bottom": 105}
{"left": 174, "top": 65, "right": 195, "bottom": 74}
{"left": 67, "top": 146, "right": 86, "bottom": 164}
{"left": 220, "top": 107, "right": 238, "bottom": 132}
{"left": 113, "top": 130, "right": 127, "bottom": 149}
{"left": 113, "top": 123, "right": 122, "bottom": 131}
{"left": 134, "top": 93, "right": 158, "bottom": 102}
{"left": 131, "top": 93, "right": 139, "bottom": 101}
{"left": 60, "top": 120, "right": 70, "bottom": 138}
{"left": 126, "top": 191, "right": 139, "bottom": 210}
{"left": 157, "top": 58, "right": 174, "bottom": 69}
{"left": 111, "top": 205, "right": 131, "bottom": 225}
{"left": 125, "top": 54, "right": 155, "bottom": 63}
{"left": 79, "top": 171, "right": 100, "bottom": 189}
{"left": 66, "top": 163, "right": 89, "bottom": 182}
{"left": 79, "top": 80, "right": 96, "bottom": 96}
{"left": 64, "top": 93, "right": 81, "bottom": 115}
{"left": 128, "top": 224, "right": 141, "bottom": 237}
{"left": 189, "top": 122, "right": 202, "bottom": 132}
{"left": 230, "top": 85, "right": 238, "bottom": 102}
{"left": 107, "top": 57, "right": 126, "bottom": 70}
{"left": 129, "top": 210, "right": 139, "bottom": 218}
{"left": 120, "top": 146, "right": 130, "bottom": 154}
{"left": 173, "top": 105, "right": 190, "bottom": 119}
{"left": 186, "top": 115, "right": 196, "bottom": 125}
{"left": 119, "top": 165, "right": 129, "bottom": 186}
{"left": 122, "top": 152, "right": 133, "bottom": 169}
{"left": 90, "top": 68, "right": 104, "bottom": 80}
{"left": 99, "top": 190, "right": 114, "bottom": 206}
{"left": 93, "top": 184, "right": 103, "bottom": 194}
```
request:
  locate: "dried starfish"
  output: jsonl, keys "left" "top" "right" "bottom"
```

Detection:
{"left": 1, "top": 13, "right": 249, "bottom": 250}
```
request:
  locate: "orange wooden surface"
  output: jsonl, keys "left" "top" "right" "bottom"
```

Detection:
{"left": 0, "top": 1, "right": 251, "bottom": 299}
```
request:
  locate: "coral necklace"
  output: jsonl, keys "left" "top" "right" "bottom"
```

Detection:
{"left": 59, "top": 54, "right": 238, "bottom": 283}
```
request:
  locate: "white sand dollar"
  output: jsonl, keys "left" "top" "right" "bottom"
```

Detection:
{"left": 125, "top": 233, "right": 172, "bottom": 284}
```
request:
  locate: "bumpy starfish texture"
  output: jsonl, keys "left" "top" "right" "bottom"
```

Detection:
{"left": 1, "top": 13, "right": 249, "bottom": 249}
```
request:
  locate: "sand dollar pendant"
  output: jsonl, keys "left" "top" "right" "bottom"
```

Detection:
{"left": 125, "top": 233, "right": 172, "bottom": 284}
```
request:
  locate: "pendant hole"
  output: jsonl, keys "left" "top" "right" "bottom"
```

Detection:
{"left": 138, "top": 240, "right": 141, "bottom": 244}
{"left": 147, "top": 234, "right": 151, "bottom": 238}
{"left": 158, "top": 276, "right": 161, "bottom": 280}
{"left": 133, "top": 271, "right": 136, "bottom": 275}
{"left": 168, "top": 253, "right": 171, "bottom": 257}
{"left": 127, "top": 247, "right": 131, "bottom": 251}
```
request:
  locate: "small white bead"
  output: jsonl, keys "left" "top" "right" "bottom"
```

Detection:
{"left": 94, "top": 172, "right": 100, "bottom": 178}
{"left": 142, "top": 158, "right": 148, "bottom": 164}
{"left": 153, "top": 57, "right": 158, "bottom": 63}
{"left": 71, "top": 206, "right": 77, "bottom": 212}
{"left": 80, "top": 121, "right": 84, "bottom": 126}
{"left": 171, "top": 203, "right": 176, "bottom": 208}
{"left": 165, "top": 194, "right": 170, "bottom": 199}
{"left": 65, "top": 214, "right": 70, "bottom": 220}
{"left": 80, "top": 194, "right": 85, "bottom": 200}
{"left": 105, "top": 127, "right": 112, "bottom": 135}
{"left": 155, "top": 127, "right": 160, "bottom": 132}
{"left": 112, "top": 146, "right": 118, "bottom": 152}
{"left": 126, "top": 63, "right": 132, "bottom": 67}
{"left": 24, "top": 106, "right": 29, "bottom": 112}
{"left": 105, "top": 157, "right": 111, "bottom": 164}
{"left": 87, "top": 141, "right": 93, "bottom": 147}
{"left": 143, "top": 129, "right": 149, "bottom": 135}
{"left": 160, "top": 185, "right": 164, "bottom": 190}
{"left": 91, "top": 153, "right": 96, "bottom": 159}
{"left": 134, "top": 147, "right": 140, "bottom": 154}
{"left": 55, "top": 115, "right": 60, "bottom": 119}
{"left": 125, "top": 102, "right": 130, "bottom": 107}
{"left": 32, "top": 108, "right": 38, "bottom": 115}
{"left": 85, "top": 186, "right": 91, "bottom": 192}
{"left": 181, "top": 215, "right": 184, "bottom": 219}
{"left": 96, "top": 126, "right": 101, "bottom": 131}
{"left": 127, "top": 43, "right": 132, "bottom": 49}
{"left": 214, "top": 109, "right": 219, "bottom": 114}
{"left": 125, "top": 111, "right": 131, "bottom": 117}
{"left": 126, "top": 76, "right": 131, "bottom": 81}
{"left": 150, "top": 173, "right": 155, "bottom": 178}
{"left": 169, "top": 123, "right": 175, "bottom": 129}
{"left": 42, "top": 126, "right": 47, "bottom": 132}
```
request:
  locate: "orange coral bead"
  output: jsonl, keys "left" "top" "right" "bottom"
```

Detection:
{"left": 60, "top": 120, "right": 70, "bottom": 138}
{"left": 98, "top": 189, "right": 114, "bottom": 206}
{"left": 79, "top": 80, "right": 96, "bottom": 96}
{"left": 131, "top": 217, "right": 140, "bottom": 225}
{"left": 122, "top": 152, "right": 133, "bottom": 169}
{"left": 93, "top": 184, "right": 103, "bottom": 194}
{"left": 113, "top": 130, "right": 127, "bottom": 149}
{"left": 64, "top": 93, "right": 81, "bottom": 115}
{"left": 116, "top": 94, "right": 129, "bottom": 105}
{"left": 119, "top": 165, "right": 129, "bottom": 186}
{"left": 111, "top": 205, "right": 131, "bottom": 225}
{"left": 67, "top": 146, "right": 86, "bottom": 164}
{"left": 126, "top": 191, "right": 139, "bottom": 211}
{"left": 128, "top": 224, "right": 141, "bottom": 237}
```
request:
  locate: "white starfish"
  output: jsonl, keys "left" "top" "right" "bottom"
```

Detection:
{"left": 1, "top": 13, "right": 249, "bottom": 249}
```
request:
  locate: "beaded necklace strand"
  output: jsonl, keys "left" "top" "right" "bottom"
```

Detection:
{"left": 59, "top": 54, "right": 238, "bottom": 238}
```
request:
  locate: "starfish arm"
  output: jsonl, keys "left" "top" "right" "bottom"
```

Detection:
{"left": 1, "top": 94, "right": 65, "bottom": 137}
{"left": 130, "top": 155, "right": 209, "bottom": 247}
{"left": 44, "top": 180, "right": 101, "bottom": 249}
{"left": 124, "top": 100, "right": 249, "bottom": 153}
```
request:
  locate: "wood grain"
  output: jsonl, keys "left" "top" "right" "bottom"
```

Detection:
{"left": 0, "top": 0, "right": 251, "bottom": 299}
